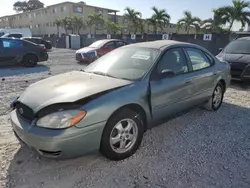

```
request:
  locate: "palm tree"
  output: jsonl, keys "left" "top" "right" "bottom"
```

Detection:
{"left": 70, "top": 16, "right": 85, "bottom": 34}
{"left": 106, "top": 20, "right": 122, "bottom": 34}
{"left": 88, "top": 13, "right": 105, "bottom": 35}
{"left": 150, "top": 6, "right": 171, "bottom": 33}
{"left": 55, "top": 19, "right": 61, "bottom": 37}
{"left": 123, "top": 7, "right": 142, "bottom": 34}
{"left": 201, "top": 9, "right": 229, "bottom": 33}
{"left": 61, "top": 17, "right": 69, "bottom": 34}
{"left": 177, "top": 11, "right": 201, "bottom": 34}
{"left": 215, "top": 0, "right": 250, "bottom": 31}
{"left": 147, "top": 18, "right": 158, "bottom": 34}
{"left": 86, "top": 19, "right": 93, "bottom": 34}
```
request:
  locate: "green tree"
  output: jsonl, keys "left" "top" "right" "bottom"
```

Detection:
{"left": 215, "top": 0, "right": 250, "bottom": 31}
{"left": 70, "top": 16, "right": 85, "bottom": 34}
{"left": 177, "top": 11, "right": 201, "bottom": 34}
{"left": 201, "top": 9, "right": 229, "bottom": 33}
{"left": 86, "top": 19, "right": 93, "bottom": 34}
{"left": 88, "top": 13, "right": 105, "bottom": 35}
{"left": 55, "top": 19, "right": 61, "bottom": 37}
{"left": 150, "top": 6, "right": 171, "bottom": 33}
{"left": 61, "top": 17, "right": 69, "bottom": 34}
{"left": 13, "top": 0, "right": 44, "bottom": 12}
{"left": 123, "top": 7, "right": 142, "bottom": 34}
{"left": 105, "top": 20, "right": 122, "bottom": 34}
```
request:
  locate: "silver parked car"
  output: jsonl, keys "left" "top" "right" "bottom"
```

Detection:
{"left": 10, "top": 40, "right": 231, "bottom": 161}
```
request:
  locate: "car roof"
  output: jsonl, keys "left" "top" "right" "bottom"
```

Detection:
{"left": 236, "top": 37, "right": 250, "bottom": 40}
{"left": 123, "top": 40, "right": 190, "bottom": 50}
{"left": 96, "top": 39, "right": 125, "bottom": 43}
{"left": 22, "top": 37, "right": 42, "bottom": 39}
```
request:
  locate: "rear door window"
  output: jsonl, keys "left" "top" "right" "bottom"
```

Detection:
{"left": 3, "top": 39, "right": 23, "bottom": 48}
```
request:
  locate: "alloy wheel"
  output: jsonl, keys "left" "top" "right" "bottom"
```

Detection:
{"left": 109, "top": 118, "right": 138, "bottom": 154}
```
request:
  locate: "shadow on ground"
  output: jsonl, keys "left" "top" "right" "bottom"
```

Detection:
{"left": 230, "top": 80, "right": 250, "bottom": 91}
{"left": 0, "top": 65, "right": 49, "bottom": 78}
{"left": 5, "top": 102, "right": 250, "bottom": 188}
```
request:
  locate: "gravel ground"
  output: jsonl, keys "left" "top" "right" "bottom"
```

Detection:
{"left": 0, "top": 49, "right": 250, "bottom": 188}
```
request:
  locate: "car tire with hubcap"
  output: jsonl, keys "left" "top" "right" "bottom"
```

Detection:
{"left": 203, "top": 82, "right": 224, "bottom": 111}
{"left": 22, "top": 54, "right": 38, "bottom": 67}
{"left": 100, "top": 108, "right": 144, "bottom": 161}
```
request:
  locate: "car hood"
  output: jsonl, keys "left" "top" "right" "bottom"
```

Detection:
{"left": 18, "top": 71, "right": 132, "bottom": 112}
{"left": 76, "top": 47, "right": 98, "bottom": 54}
{"left": 217, "top": 53, "right": 250, "bottom": 64}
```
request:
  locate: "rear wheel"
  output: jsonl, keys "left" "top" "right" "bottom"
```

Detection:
{"left": 22, "top": 54, "right": 38, "bottom": 67}
{"left": 100, "top": 109, "right": 144, "bottom": 161}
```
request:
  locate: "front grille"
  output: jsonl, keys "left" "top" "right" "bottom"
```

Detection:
{"left": 15, "top": 102, "right": 35, "bottom": 122}
{"left": 229, "top": 62, "right": 247, "bottom": 78}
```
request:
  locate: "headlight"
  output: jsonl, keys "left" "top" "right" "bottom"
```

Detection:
{"left": 36, "top": 110, "right": 86, "bottom": 129}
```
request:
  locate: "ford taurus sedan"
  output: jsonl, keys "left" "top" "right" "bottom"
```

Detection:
{"left": 10, "top": 40, "right": 231, "bottom": 161}
{"left": 216, "top": 37, "right": 250, "bottom": 82}
{"left": 75, "top": 39, "right": 128, "bottom": 63}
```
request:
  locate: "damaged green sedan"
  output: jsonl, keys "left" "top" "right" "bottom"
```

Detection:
{"left": 10, "top": 40, "right": 231, "bottom": 160}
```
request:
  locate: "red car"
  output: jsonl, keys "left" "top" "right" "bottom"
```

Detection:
{"left": 75, "top": 39, "right": 128, "bottom": 63}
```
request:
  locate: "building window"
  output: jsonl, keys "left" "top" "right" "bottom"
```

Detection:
{"left": 61, "top": 6, "right": 66, "bottom": 12}
{"left": 52, "top": 8, "right": 57, "bottom": 14}
{"left": 53, "top": 22, "right": 56, "bottom": 27}
{"left": 46, "top": 23, "right": 49, "bottom": 27}
{"left": 73, "top": 6, "right": 83, "bottom": 13}
{"left": 45, "top": 10, "right": 48, "bottom": 14}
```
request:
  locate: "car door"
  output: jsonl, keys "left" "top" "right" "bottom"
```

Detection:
{"left": 1, "top": 39, "right": 23, "bottom": 65}
{"left": 116, "top": 41, "right": 127, "bottom": 48}
{"left": 150, "top": 47, "right": 195, "bottom": 121}
{"left": 99, "top": 41, "right": 116, "bottom": 55}
{"left": 183, "top": 47, "right": 217, "bottom": 104}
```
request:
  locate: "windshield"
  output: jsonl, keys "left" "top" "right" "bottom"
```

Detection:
{"left": 84, "top": 47, "right": 160, "bottom": 81}
{"left": 89, "top": 40, "right": 106, "bottom": 48}
{"left": 224, "top": 40, "right": 250, "bottom": 54}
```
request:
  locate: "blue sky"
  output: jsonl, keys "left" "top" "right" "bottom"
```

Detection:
{"left": 1, "top": 0, "right": 241, "bottom": 30}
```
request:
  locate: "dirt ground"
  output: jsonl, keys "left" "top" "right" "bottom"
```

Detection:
{"left": 0, "top": 49, "right": 250, "bottom": 188}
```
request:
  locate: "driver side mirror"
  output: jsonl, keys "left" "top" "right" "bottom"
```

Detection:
{"left": 160, "top": 69, "right": 175, "bottom": 78}
{"left": 219, "top": 48, "right": 223, "bottom": 52}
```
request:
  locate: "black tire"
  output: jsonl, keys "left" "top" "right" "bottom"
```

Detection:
{"left": 22, "top": 54, "right": 38, "bottom": 67}
{"left": 100, "top": 108, "right": 144, "bottom": 161}
{"left": 203, "top": 82, "right": 224, "bottom": 111}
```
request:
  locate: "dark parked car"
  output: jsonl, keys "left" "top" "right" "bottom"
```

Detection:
{"left": 22, "top": 37, "right": 52, "bottom": 50}
{"left": 216, "top": 37, "right": 250, "bottom": 82}
{"left": 75, "top": 39, "right": 128, "bottom": 63}
{"left": 0, "top": 37, "right": 48, "bottom": 67}
{"left": 10, "top": 40, "right": 230, "bottom": 160}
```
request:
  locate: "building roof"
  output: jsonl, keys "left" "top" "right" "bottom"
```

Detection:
{"left": 125, "top": 40, "right": 190, "bottom": 50}
{"left": 0, "top": 1, "right": 119, "bottom": 18}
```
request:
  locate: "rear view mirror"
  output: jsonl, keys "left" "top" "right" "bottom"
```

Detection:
{"left": 219, "top": 48, "right": 223, "bottom": 52}
{"left": 161, "top": 69, "right": 175, "bottom": 78}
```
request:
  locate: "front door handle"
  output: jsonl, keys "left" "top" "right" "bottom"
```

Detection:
{"left": 213, "top": 72, "right": 217, "bottom": 76}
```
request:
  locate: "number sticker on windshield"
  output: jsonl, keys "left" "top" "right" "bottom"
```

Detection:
{"left": 131, "top": 54, "right": 150, "bottom": 60}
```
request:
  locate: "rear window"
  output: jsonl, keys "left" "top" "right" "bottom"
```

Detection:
{"left": 224, "top": 40, "right": 250, "bottom": 54}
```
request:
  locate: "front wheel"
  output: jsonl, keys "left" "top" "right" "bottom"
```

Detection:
{"left": 203, "top": 82, "right": 224, "bottom": 111}
{"left": 100, "top": 109, "right": 144, "bottom": 161}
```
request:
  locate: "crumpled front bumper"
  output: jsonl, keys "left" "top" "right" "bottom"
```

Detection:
{"left": 10, "top": 110, "right": 106, "bottom": 159}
